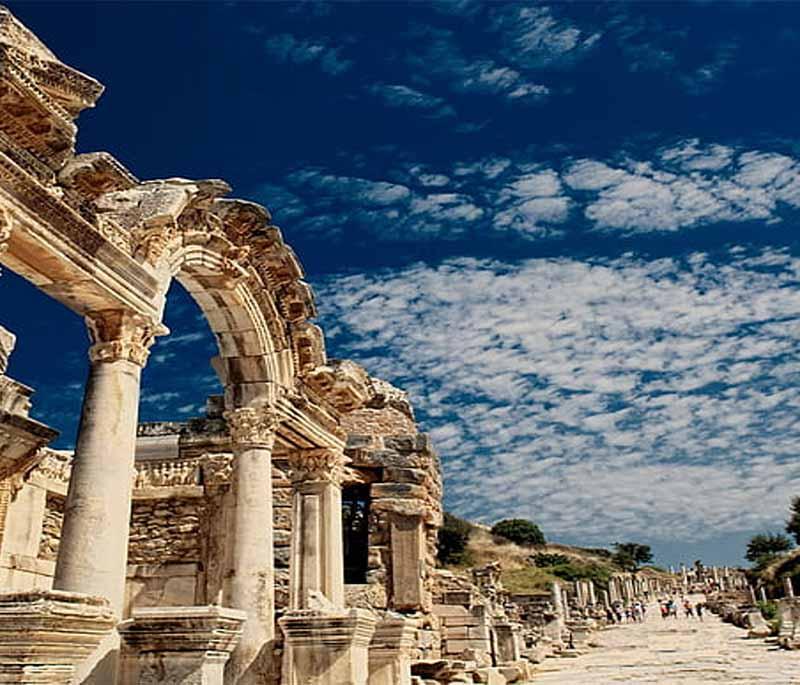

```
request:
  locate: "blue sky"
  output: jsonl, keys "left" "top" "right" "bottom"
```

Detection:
{"left": 4, "top": 1, "right": 800, "bottom": 567}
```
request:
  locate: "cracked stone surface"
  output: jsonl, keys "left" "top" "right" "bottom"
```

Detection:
{"left": 534, "top": 598, "right": 800, "bottom": 684}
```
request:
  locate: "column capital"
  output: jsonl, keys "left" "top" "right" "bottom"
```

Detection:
{"left": 224, "top": 406, "right": 279, "bottom": 449}
{"left": 286, "top": 447, "right": 348, "bottom": 485}
{"left": 85, "top": 310, "right": 163, "bottom": 367}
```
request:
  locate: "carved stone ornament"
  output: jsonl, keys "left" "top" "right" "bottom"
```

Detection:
{"left": 86, "top": 310, "right": 164, "bottom": 367}
{"left": 286, "top": 447, "right": 348, "bottom": 485}
{"left": 200, "top": 452, "right": 233, "bottom": 486}
{"left": 223, "top": 407, "right": 279, "bottom": 448}
{"left": 0, "top": 207, "right": 12, "bottom": 254}
{"left": 131, "top": 218, "right": 181, "bottom": 267}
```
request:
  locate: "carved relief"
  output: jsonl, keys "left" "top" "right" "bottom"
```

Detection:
{"left": 133, "top": 458, "right": 201, "bottom": 489}
{"left": 86, "top": 310, "right": 163, "bottom": 367}
{"left": 131, "top": 218, "right": 181, "bottom": 267}
{"left": 200, "top": 452, "right": 233, "bottom": 486}
{"left": 0, "top": 206, "right": 11, "bottom": 254}
{"left": 286, "top": 447, "right": 348, "bottom": 485}
{"left": 224, "top": 407, "right": 280, "bottom": 448}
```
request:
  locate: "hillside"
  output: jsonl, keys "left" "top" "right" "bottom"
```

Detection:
{"left": 445, "top": 522, "right": 668, "bottom": 595}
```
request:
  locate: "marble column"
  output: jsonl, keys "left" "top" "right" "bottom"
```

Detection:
{"left": 287, "top": 447, "right": 347, "bottom": 609}
{"left": 223, "top": 407, "right": 279, "bottom": 685}
{"left": 53, "top": 310, "right": 159, "bottom": 684}
{"left": 786, "top": 577, "right": 796, "bottom": 599}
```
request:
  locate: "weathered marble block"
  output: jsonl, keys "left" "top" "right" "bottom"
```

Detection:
{"left": 118, "top": 605, "right": 246, "bottom": 685}
{"left": 368, "top": 615, "right": 417, "bottom": 685}
{"left": 279, "top": 608, "right": 377, "bottom": 685}
{"left": 0, "top": 589, "right": 115, "bottom": 684}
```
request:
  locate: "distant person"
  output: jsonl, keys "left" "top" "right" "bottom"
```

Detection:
{"left": 696, "top": 603, "right": 704, "bottom": 621}
{"left": 660, "top": 603, "right": 669, "bottom": 620}
{"left": 684, "top": 600, "right": 694, "bottom": 618}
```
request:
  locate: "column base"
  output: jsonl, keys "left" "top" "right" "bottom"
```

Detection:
{"left": 279, "top": 609, "right": 377, "bottom": 685}
{"left": 0, "top": 590, "right": 115, "bottom": 685}
{"left": 368, "top": 616, "right": 417, "bottom": 685}
{"left": 118, "top": 606, "right": 247, "bottom": 685}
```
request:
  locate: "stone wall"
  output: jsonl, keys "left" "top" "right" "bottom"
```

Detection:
{"left": 128, "top": 497, "right": 204, "bottom": 564}
{"left": 346, "top": 431, "right": 443, "bottom": 613}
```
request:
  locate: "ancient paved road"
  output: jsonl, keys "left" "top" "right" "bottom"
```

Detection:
{"left": 533, "top": 600, "right": 800, "bottom": 684}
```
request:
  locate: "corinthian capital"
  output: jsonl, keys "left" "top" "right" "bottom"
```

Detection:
{"left": 286, "top": 447, "right": 348, "bottom": 485}
{"left": 86, "top": 310, "right": 163, "bottom": 367}
{"left": 224, "top": 407, "right": 279, "bottom": 448}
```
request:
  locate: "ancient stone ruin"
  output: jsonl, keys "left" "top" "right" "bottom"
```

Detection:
{"left": 0, "top": 8, "right": 730, "bottom": 685}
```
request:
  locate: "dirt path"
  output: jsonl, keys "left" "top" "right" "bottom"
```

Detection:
{"left": 533, "top": 599, "right": 800, "bottom": 683}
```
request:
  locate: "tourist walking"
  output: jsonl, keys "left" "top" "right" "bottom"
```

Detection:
{"left": 696, "top": 603, "right": 704, "bottom": 621}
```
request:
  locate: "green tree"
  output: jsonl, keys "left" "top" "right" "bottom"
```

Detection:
{"left": 786, "top": 497, "right": 800, "bottom": 545}
{"left": 612, "top": 542, "right": 653, "bottom": 572}
{"left": 490, "top": 518, "right": 546, "bottom": 546}
{"left": 745, "top": 533, "right": 793, "bottom": 564}
{"left": 437, "top": 512, "right": 473, "bottom": 565}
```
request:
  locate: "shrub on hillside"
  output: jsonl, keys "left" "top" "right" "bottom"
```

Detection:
{"left": 437, "top": 512, "right": 473, "bottom": 566}
{"left": 532, "top": 552, "right": 570, "bottom": 567}
{"left": 491, "top": 518, "right": 545, "bottom": 547}
{"left": 548, "top": 560, "right": 614, "bottom": 586}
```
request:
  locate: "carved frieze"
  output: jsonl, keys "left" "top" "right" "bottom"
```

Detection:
{"left": 85, "top": 310, "right": 163, "bottom": 367}
{"left": 286, "top": 447, "right": 348, "bottom": 485}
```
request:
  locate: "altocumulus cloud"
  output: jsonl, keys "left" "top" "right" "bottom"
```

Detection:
{"left": 315, "top": 248, "right": 800, "bottom": 546}
{"left": 259, "top": 139, "right": 800, "bottom": 243}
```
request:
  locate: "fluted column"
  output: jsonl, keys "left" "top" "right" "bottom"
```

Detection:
{"left": 287, "top": 447, "right": 347, "bottom": 609}
{"left": 223, "top": 406, "right": 278, "bottom": 685}
{"left": 54, "top": 311, "right": 158, "bottom": 608}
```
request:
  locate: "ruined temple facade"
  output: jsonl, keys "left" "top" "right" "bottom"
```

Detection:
{"left": 0, "top": 7, "right": 445, "bottom": 684}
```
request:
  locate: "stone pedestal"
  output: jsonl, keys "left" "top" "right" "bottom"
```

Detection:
{"left": 223, "top": 408, "right": 278, "bottom": 685}
{"left": 119, "top": 606, "right": 246, "bottom": 685}
{"left": 493, "top": 623, "right": 522, "bottom": 664}
{"left": 368, "top": 616, "right": 416, "bottom": 685}
{"left": 279, "top": 609, "right": 377, "bottom": 685}
{"left": 0, "top": 590, "right": 115, "bottom": 684}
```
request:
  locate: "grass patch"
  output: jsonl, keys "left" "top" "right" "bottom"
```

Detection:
{"left": 501, "top": 567, "right": 560, "bottom": 594}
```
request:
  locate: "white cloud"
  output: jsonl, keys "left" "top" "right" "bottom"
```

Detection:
{"left": 368, "top": 84, "right": 455, "bottom": 118}
{"left": 317, "top": 248, "right": 800, "bottom": 546}
{"left": 261, "top": 140, "right": 800, "bottom": 243}
{"left": 490, "top": 5, "right": 601, "bottom": 69}
{"left": 265, "top": 33, "right": 353, "bottom": 75}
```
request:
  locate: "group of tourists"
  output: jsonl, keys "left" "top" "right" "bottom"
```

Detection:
{"left": 605, "top": 600, "right": 646, "bottom": 624}
{"left": 659, "top": 597, "right": 705, "bottom": 620}
{"left": 604, "top": 596, "right": 706, "bottom": 625}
